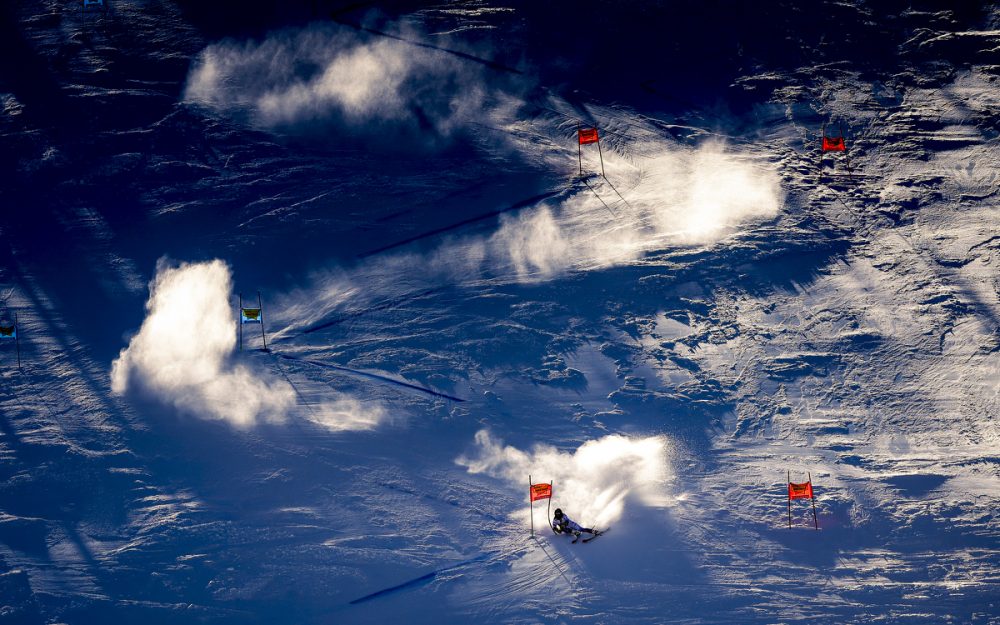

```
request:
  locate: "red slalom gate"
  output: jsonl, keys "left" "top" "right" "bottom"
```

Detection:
{"left": 528, "top": 476, "right": 553, "bottom": 537}
{"left": 577, "top": 126, "right": 605, "bottom": 177}
{"left": 787, "top": 470, "right": 818, "bottom": 529}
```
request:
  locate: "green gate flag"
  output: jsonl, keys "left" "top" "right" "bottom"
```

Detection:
{"left": 240, "top": 308, "right": 262, "bottom": 324}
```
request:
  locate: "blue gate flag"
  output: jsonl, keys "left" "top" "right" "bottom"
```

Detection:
{"left": 0, "top": 323, "right": 15, "bottom": 339}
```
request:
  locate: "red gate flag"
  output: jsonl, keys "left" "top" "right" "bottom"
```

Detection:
{"left": 578, "top": 128, "right": 599, "bottom": 145}
{"left": 788, "top": 481, "right": 813, "bottom": 500}
{"left": 822, "top": 136, "right": 846, "bottom": 152}
{"left": 530, "top": 483, "right": 552, "bottom": 501}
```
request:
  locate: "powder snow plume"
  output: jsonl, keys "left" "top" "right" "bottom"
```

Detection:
{"left": 486, "top": 141, "right": 785, "bottom": 280}
{"left": 457, "top": 430, "right": 673, "bottom": 528}
{"left": 182, "top": 24, "right": 507, "bottom": 142}
{"left": 111, "top": 259, "right": 384, "bottom": 431}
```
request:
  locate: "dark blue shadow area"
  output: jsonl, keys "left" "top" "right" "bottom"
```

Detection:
{"left": 107, "top": 396, "right": 504, "bottom": 624}
{"left": 513, "top": 0, "right": 987, "bottom": 114}
{"left": 884, "top": 473, "right": 949, "bottom": 497}
{"left": 349, "top": 552, "right": 491, "bottom": 605}
{"left": 315, "top": 0, "right": 989, "bottom": 126}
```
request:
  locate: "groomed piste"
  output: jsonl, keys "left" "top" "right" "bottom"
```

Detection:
{"left": 0, "top": 1, "right": 998, "bottom": 624}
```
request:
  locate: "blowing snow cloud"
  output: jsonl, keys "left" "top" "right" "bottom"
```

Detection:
{"left": 183, "top": 24, "right": 499, "bottom": 139}
{"left": 111, "top": 259, "right": 384, "bottom": 431}
{"left": 486, "top": 141, "right": 784, "bottom": 280}
{"left": 457, "top": 430, "right": 673, "bottom": 528}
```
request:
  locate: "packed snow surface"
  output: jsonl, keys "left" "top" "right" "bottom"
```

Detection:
{"left": 0, "top": 1, "right": 998, "bottom": 624}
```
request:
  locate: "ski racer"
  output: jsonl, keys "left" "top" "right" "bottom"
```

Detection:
{"left": 552, "top": 508, "right": 595, "bottom": 537}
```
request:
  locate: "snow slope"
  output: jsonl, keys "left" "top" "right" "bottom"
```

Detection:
{"left": 1, "top": 1, "right": 999, "bottom": 623}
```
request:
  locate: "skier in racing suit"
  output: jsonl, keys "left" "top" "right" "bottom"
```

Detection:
{"left": 551, "top": 508, "right": 595, "bottom": 537}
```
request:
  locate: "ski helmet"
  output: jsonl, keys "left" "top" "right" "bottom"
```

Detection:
{"left": 554, "top": 508, "right": 563, "bottom": 517}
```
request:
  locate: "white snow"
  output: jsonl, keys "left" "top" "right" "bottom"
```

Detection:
{"left": 1, "top": 2, "right": 999, "bottom": 624}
